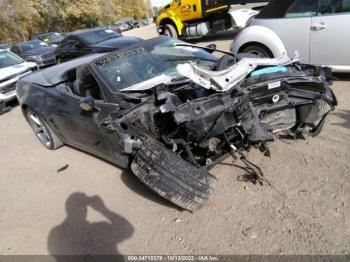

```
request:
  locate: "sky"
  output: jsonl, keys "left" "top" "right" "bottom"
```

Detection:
{"left": 151, "top": 0, "right": 171, "bottom": 7}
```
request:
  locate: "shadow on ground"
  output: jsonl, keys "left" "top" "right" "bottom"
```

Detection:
{"left": 58, "top": 146, "right": 181, "bottom": 211}
{"left": 332, "top": 110, "right": 350, "bottom": 129}
{"left": 333, "top": 73, "right": 350, "bottom": 81}
{"left": 121, "top": 170, "right": 182, "bottom": 211}
{"left": 0, "top": 99, "right": 19, "bottom": 116}
{"left": 47, "top": 193, "right": 134, "bottom": 261}
{"left": 186, "top": 29, "right": 239, "bottom": 44}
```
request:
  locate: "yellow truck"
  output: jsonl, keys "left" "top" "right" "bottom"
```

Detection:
{"left": 155, "top": 0, "right": 267, "bottom": 38}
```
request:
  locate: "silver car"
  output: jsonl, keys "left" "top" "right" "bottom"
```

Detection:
{"left": 230, "top": 0, "right": 350, "bottom": 72}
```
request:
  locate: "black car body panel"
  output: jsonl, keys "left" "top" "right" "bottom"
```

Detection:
{"left": 17, "top": 36, "right": 337, "bottom": 211}
{"left": 55, "top": 28, "right": 142, "bottom": 62}
{"left": 89, "top": 36, "right": 143, "bottom": 50}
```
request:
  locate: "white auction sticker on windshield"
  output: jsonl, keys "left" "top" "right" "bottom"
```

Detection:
{"left": 105, "top": 29, "right": 114, "bottom": 33}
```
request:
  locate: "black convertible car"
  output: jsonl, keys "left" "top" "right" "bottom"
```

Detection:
{"left": 55, "top": 28, "right": 142, "bottom": 63}
{"left": 17, "top": 36, "right": 337, "bottom": 211}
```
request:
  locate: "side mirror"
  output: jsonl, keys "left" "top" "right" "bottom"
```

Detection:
{"left": 79, "top": 96, "right": 95, "bottom": 111}
{"left": 206, "top": 44, "right": 217, "bottom": 53}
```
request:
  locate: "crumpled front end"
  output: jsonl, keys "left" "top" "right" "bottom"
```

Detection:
{"left": 106, "top": 57, "right": 337, "bottom": 211}
{"left": 114, "top": 58, "right": 336, "bottom": 166}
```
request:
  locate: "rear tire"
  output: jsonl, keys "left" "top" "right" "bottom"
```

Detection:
{"left": 241, "top": 44, "right": 273, "bottom": 58}
{"left": 25, "top": 108, "right": 63, "bottom": 150}
{"left": 131, "top": 137, "right": 217, "bottom": 211}
{"left": 163, "top": 24, "right": 178, "bottom": 39}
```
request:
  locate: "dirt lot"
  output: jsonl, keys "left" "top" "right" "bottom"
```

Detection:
{"left": 0, "top": 25, "right": 349, "bottom": 256}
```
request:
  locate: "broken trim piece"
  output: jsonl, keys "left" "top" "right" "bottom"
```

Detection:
{"left": 177, "top": 54, "right": 295, "bottom": 92}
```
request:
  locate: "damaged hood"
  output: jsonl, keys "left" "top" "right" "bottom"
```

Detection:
{"left": 121, "top": 74, "right": 173, "bottom": 91}
{"left": 121, "top": 53, "right": 296, "bottom": 93}
{"left": 0, "top": 62, "right": 37, "bottom": 84}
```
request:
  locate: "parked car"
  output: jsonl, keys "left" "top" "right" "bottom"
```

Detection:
{"left": 17, "top": 36, "right": 336, "bottom": 211}
{"left": 114, "top": 22, "right": 131, "bottom": 32}
{"left": 32, "top": 32, "right": 65, "bottom": 47}
{"left": 125, "top": 20, "right": 140, "bottom": 29}
{"left": 0, "top": 50, "right": 37, "bottom": 114}
{"left": 141, "top": 19, "right": 150, "bottom": 26}
{"left": 54, "top": 28, "right": 142, "bottom": 63}
{"left": 10, "top": 40, "right": 56, "bottom": 68}
{"left": 0, "top": 44, "right": 12, "bottom": 51}
{"left": 107, "top": 25, "right": 123, "bottom": 34}
{"left": 230, "top": 0, "right": 350, "bottom": 72}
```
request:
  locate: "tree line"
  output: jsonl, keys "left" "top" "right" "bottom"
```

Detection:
{"left": 0, "top": 0, "right": 151, "bottom": 43}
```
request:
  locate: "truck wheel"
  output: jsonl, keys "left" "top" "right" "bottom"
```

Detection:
{"left": 131, "top": 137, "right": 217, "bottom": 211}
{"left": 25, "top": 108, "right": 63, "bottom": 150}
{"left": 241, "top": 44, "right": 273, "bottom": 58}
{"left": 163, "top": 24, "right": 178, "bottom": 39}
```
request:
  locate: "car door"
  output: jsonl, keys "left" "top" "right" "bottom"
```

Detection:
{"left": 66, "top": 37, "right": 85, "bottom": 60}
{"left": 253, "top": 0, "right": 318, "bottom": 63}
{"left": 310, "top": 0, "right": 350, "bottom": 66}
{"left": 44, "top": 80, "right": 129, "bottom": 168}
{"left": 57, "top": 37, "right": 76, "bottom": 61}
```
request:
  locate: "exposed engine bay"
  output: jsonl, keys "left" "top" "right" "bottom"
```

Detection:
{"left": 113, "top": 56, "right": 336, "bottom": 171}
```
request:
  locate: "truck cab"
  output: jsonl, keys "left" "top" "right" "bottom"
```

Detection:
{"left": 155, "top": 0, "right": 267, "bottom": 38}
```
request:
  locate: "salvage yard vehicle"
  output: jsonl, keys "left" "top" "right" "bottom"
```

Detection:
{"left": 54, "top": 28, "right": 142, "bottom": 63}
{"left": 32, "top": 32, "right": 65, "bottom": 47}
{"left": 0, "top": 50, "right": 37, "bottom": 114}
{"left": 230, "top": 0, "right": 350, "bottom": 72}
{"left": 155, "top": 0, "right": 268, "bottom": 39}
{"left": 17, "top": 36, "right": 337, "bottom": 211}
{"left": 10, "top": 40, "right": 56, "bottom": 68}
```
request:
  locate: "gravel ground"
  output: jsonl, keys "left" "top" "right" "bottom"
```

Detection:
{"left": 0, "top": 25, "right": 349, "bottom": 256}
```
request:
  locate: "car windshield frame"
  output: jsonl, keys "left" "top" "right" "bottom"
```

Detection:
{"left": 0, "top": 51, "right": 24, "bottom": 69}
{"left": 78, "top": 29, "right": 121, "bottom": 45}
{"left": 90, "top": 37, "right": 218, "bottom": 94}
{"left": 18, "top": 40, "right": 49, "bottom": 52}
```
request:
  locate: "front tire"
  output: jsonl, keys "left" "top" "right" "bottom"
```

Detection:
{"left": 241, "top": 44, "right": 273, "bottom": 58}
{"left": 163, "top": 24, "right": 178, "bottom": 39}
{"left": 131, "top": 137, "right": 217, "bottom": 211}
{"left": 25, "top": 108, "right": 63, "bottom": 150}
{"left": 56, "top": 57, "right": 64, "bottom": 64}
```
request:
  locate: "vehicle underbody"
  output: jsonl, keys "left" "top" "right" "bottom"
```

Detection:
{"left": 97, "top": 55, "right": 336, "bottom": 211}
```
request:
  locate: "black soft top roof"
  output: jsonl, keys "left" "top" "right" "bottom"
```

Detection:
{"left": 256, "top": 0, "right": 294, "bottom": 18}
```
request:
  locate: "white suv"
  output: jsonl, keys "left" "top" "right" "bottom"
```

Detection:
{"left": 0, "top": 50, "right": 37, "bottom": 114}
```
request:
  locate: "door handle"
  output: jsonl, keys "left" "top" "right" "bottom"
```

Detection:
{"left": 311, "top": 23, "right": 327, "bottom": 30}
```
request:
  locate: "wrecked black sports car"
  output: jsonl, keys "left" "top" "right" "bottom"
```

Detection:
{"left": 17, "top": 36, "right": 337, "bottom": 211}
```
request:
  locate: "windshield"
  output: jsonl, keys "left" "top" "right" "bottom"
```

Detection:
{"left": 39, "top": 33, "right": 64, "bottom": 43}
{"left": 79, "top": 29, "right": 121, "bottom": 45}
{"left": 0, "top": 51, "right": 23, "bottom": 69}
{"left": 19, "top": 41, "right": 49, "bottom": 52}
{"left": 93, "top": 38, "right": 218, "bottom": 92}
